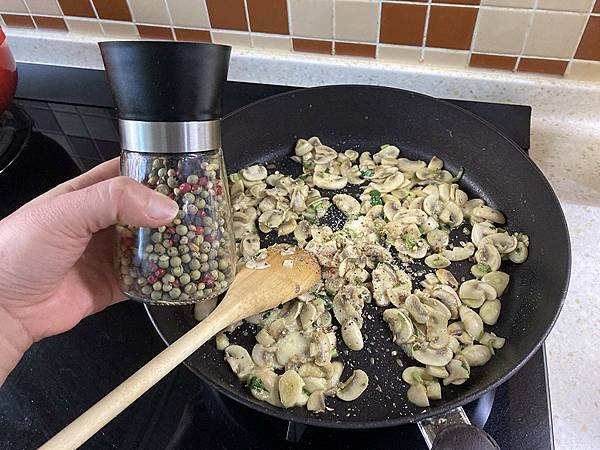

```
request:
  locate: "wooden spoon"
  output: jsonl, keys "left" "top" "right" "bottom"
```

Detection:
{"left": 42, "top": 245, "right": 321, "bottom": 450}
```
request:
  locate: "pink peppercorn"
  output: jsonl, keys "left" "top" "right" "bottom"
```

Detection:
{"left": 179, "top": 183, "right": 191, "bottom": 193}
{"left": 198, "top": 176, "right": 208, "bottom": 186}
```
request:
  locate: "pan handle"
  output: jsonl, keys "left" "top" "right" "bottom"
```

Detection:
{"left": 418, "top": 406, "right": 499, "bottom": 450}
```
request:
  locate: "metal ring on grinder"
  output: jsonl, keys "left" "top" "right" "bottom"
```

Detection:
{"left": 119, "top": 119, "right": 221, "bottom": 153}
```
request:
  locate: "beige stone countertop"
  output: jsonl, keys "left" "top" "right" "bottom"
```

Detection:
{"left": 7, "top": 31, "right": 600, "bottom": 450}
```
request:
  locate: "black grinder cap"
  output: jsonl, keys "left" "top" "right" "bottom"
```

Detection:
{"left": 99, "top": 41, "right": 231, "bottom": 122}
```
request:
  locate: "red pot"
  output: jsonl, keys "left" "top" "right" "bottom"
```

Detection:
{"left": 0, "top": 29, "right": 17, "bottom": 113}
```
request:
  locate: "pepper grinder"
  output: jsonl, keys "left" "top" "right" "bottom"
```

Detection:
{"left": 100, "top": 41, "right": 236, "bottom": 305}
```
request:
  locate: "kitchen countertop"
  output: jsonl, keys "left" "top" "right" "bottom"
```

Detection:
{"left": 6, "top": 32, "right": 600, "bottom": 449}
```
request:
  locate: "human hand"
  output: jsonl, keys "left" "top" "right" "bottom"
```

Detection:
{"left": 0, "top": 158, "right": 178, "bottom": 383}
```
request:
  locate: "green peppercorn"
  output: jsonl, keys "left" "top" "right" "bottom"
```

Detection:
{"left": 167, "top": 176, "right": 178, "bottom": 188}
{"left": 209, "top": 260, "right": 218, "bottom": 271}
{"left": 217, "top": 272, "right": 225, "bottom": 282}
{"left": 203, "top": 217, "right": 214, "bottom": 226}
{"left": 190, "top": 258, "right": 201, "bottom": 270}
{"left": 173, "top": 218, "right": 181, "bottom": 225}
{"left": 142, "top": 285, "right": 153, "bottom": 295}
{"left": 167, "top": 247, "right": 179, "bottom": 257}
{"left": 188, "top": 205, "right": 199, "bottom": 215}
{"left": 172, "top": 266, "right": 184, "bottom": 277}
{"left": 204, "top": 288, "right": 213, "bottom": 296}
{"left": 189, "top": 243, "right": 200, "bottom": 253}
{"left": 187, "top": 174, "right": 199, "bottom": 184}
{"left": 156, "top": 184, "right": 170, "bottom": 195}
{"left": 176, "top": 210, "right": 185, "bottom": 219}
{"left": 179, "top": 273, "right": 191, "bottom": 285}
{"left": 186, "top": 231, "right": 195, "bottom": 240}
{"left": 154, "top": 244, "right": 166, "bottom": 255}
{"left": 149, "top": 253, "right": 159, "bottom": 263}
{"left": 158, "top": 257, "right": 170, "bottom": 269}
{"left": 200, "top": 263, "right": 210, "bottom": 273}
{"left": 145, "top": 244, "right": 155, "bottom": 253}
{"left": 137, "top": 276, "right": 147, "bottom": 286}
{"left": 200, "top": 191, "right": 209, "bottom": 199}
{"left": 162, "top": 273, "right": 175, "bottom": 284}
{"left": 210, "top": 269, "right": 219, "bottom": 280}
{"left": 152, "top": 159, "right": 164, "bottom": 169}
{"left": 208, "top": 249, "right": 217, "bottom": 259}
{"left": 180, "top": 236, "right": 189, "bottom": 245}
{"left": 179, "top": 293, "right": 190, "bottom": 302}
{"left": 169, "top": 287, "right": 181, "bottom": 299}
{"left": 181, "top": 253, "right": 192, "bottom": 264}
{"left": 195, "top": 198, "right": 206, "bottom": 209}
{"left": 158, "top": 226, "right": 166, "bottom": 232}
{"left": 184, "top": 283, "right": 197, "bottom": 294}
{"left": 194, "top": 235, "right": 204, "bottom": 245}
{"left": 183, "top": 193, "right": 195, "bottom": 204}
{"left": 178, "top": 245, "right": 189, "bottom": 255}
{"left": 153, "top": 281, "right": 163, "bottom": 291}
{"left": 201, "top": 242, "right": 211, "bottom": 253}
{"left": 218, "top": 259, "right": 229, "bottom": 270}
{"left": 162, "top": 282, "right": 173, "bottom": 292}
{"left": 176, "top": 225, "right": 188, "bottom": 236}
{"left": 157, "top": 168, "right": 167, "bottom": 178}
{"left": 200, "top": 253, "right": 209, "bottom": 263}
{"left": 191, "top": 270, "right": 201, "bottom": 281}
{"left": 197, "top": 282, "right": 205, "bottom": 291}
{"left": 151, "top": 290, "right": 162, "bottom": 301}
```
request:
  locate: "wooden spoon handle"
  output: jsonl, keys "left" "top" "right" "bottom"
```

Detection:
{"left": 40, "top": 307, "right": 234, "bottom": 450}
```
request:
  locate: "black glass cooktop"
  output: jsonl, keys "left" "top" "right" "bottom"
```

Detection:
{"left": 0, "top": 63, "right": 552, "bottom": 449}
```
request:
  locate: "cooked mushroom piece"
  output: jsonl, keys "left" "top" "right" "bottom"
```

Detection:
{"left": 438, "top": 201, "right": 464, "bottom": 227}
{"left": 402, "top": 366, "right": 430, "bottom": 384}
{"left": 279, "top": 370, "right": 307, "bottom": 408}
{"left": 425, "top": 254, "right": 451, "bottom": 269}
{"left": 341, "top": 319, "right": 364, "bottom": 351}
{"left": 215, "top": 332, "right": 230, "bottom": 351}
{"left": 508, "top": 241, "right": 528, "bottom": 263}
{"left": 313, "top": 171, "right": 348, "bottom": 190}
{"left": 475, "top": 243, "right": 502, "bottom": 271}
{"left": 412, "top": 342, "right": 453, "bottom": 366}
{"left": 481, "top": 271, "right": 510, "bottom": 297}
{"left": 472, "top": 205, "right": 506, "bottom": 225}
{"left": 225, "top": 345, "right": 255, "bottom": 380}
{"left": 459, "top": 305, "right": 484, "bottom": 340}
{"left": 479, "top": 299, "right": 501, "bottom": 325}
{"left": 333, "top": 194, "right": 361, "bottom": 216}
{"left": 443, "top": 242, "right": 475, "bottom": 261}
{"left": 479, "top": 232, "right": 518, "bottom": 254}
{"left": 426, "top": 382, "right": 442, "bottom": 400}
{"left": 435, "top": 269, "right": 459, "bottom": 289}
{"left": 426, "top": 365, "right": 449, "bottom": 379}
{"left": 458, "top": 279, "right": 497, "bottom": 308}
{"left": 404, "top": 294, "right": 430, "bottom": 324}
{"left": 337, "top": 369, "right": 369, "bottom": 401}
{"left": 307, "top": 390, "right": 326, "bottom": 412}
{"left": 241, "top": 164, "right": 268, "bottom": 181}
{"left": 460, "top": 344, "right": 493, "bottom": 367}
{"left": 426, "top": 229, "right": 450, "bottom": 252}
{"left": 443, "top": 359, "right": 470, "bottom": 386}
{"left": 462, "top": 199, "right": 485, "bottom": 220}
{"left": 447, "top": 321, "right": 474, "bottom": 345}
{"left": 407, "top": 383, "right": 430, "bottom": 407}
{"left": 432, "top": 285, "right": 461, "bottom": 319}
{"left": 471, "top": 221, "right": 497, "bottom": 247}
{"left": 383, "top": 308, "right": 415, "bottom": 344}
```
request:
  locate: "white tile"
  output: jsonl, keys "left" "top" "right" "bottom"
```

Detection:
{"left": 24, "top": 0, "right": 60, "bottom": 15}
{"left": 524, "top": 11, "right": 587, "bottom": 58}
{"left": 566, "top": 60, "right": 600, "bottom": 82}
{"left": 377, "top": 44, "right": 421, "bottom": 63}
{"left": 290, "top": 0, "right": 333, "bottom": 39}
{"left": 166, "top": 0, "right": 210, "bottom": 28}
{"left": 335, "top": 0, "right": 378, "bottom": 43}
{"left": 211, "top": 31, "right": 251, "bottom": 47}
{"left": 0, "top": 0, "right": 27, "bottom": 13}
{"left": 101, "top": 21, "right": 140, "bottom": 39}
{"left": 66, "top": 18, "right": 104, "bottom": 35}
{"left": 473, "top": 8, "right": 532, "bottom": 54}
{"left": 481, "top": 0, "right": 535, "bottom": 6}
{"left": 423, "top": 48, "right": 469, "bottom": 67}
{"left": 128, "top": 0, "right": 171, "bottom": 25}
{"left": 537, "top": 0, "right": 595, "bottom": 12}
{"left": 252, "top": 34, "right": 291, "bottom": 51}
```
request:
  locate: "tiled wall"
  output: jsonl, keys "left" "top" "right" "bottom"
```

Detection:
{"left": 1, "top": 0, "right": 599, "bottom": 81}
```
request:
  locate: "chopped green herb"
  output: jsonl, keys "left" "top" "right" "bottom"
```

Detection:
{"left": 361, "top": 169, "right": 374, "bottom": 178}
{"left": 330, "top": 348, "right": 338, "bottom": 358}
{"left": 460, "top": 361, "right": 470, "bottom": 372}
{"left": 303, "top": 387, "right": 311, "bottom": 396}
{"left": 247, "top": 375, "right": 266, "bottom": 392}
{"left": 413, "top": 343, "right": 422, "bottom": 352}
{"left": 324, "top": 168, "right": 330, "bottom": 174}
{"left": 478, "top": 331, "right": 485, "bottom": 341}
{"left": 298, "top": 173, "right": 311, "bottom": 181}
{"left": 475, "top": 262, "right": 492, "bottom": 274}
{"left": 487, "top": 344, "right": 496, "bottom": 356}
{"left": 369, "top": 190, "right": 382, "bottom": 206}
{"left": 342, "top": 227, "right": 358, "bottom": 240}
{"left": 262, "top": 311, "right": 271, "bottom": 320}
{"left": 315, "top": 292, "right": 333, "bottom": 310}
{"left": 413, "top": 372, "right": 424, "bottom": 384}
{"left": 380, "top": 144, "right": 390, "bottom": 150}
{"left": 450, "top": 167, "right": 465, "bottom": 183}
{"left": 401, "top": 234, "right": 416, "bottom": 249}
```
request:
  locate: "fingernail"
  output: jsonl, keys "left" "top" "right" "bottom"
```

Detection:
{"left": 147, "top": 193, "right": 179, "bottom": 221}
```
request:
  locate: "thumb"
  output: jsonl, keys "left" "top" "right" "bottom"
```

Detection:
{"left": 42, "top": 176, "right": 179, "bottom": 238}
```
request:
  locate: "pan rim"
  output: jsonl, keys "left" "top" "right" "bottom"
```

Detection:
{"left": 145, "top": 84, "right": 571, "bottom": 429}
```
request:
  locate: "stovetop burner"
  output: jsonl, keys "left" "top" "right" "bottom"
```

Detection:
{"left": 0, "top": 64, "right": 553, "bottom": 449}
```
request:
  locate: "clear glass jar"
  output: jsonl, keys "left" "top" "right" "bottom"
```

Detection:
{"left": 116, "top": 149, "right": 236, "bottom": 305}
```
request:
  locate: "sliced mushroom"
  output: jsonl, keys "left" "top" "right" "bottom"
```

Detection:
{"left": 458, "top": 279, "right": 497, "bottom": 308}
{"left": 241, "top": 164, "right": 268, "bottom": 182}
{"left": 447, "top": 321, "right": 473, "bottom": 345}
{"left": 462, "top": 199, "right": 485, "bottom": 220}
{"left": 426, "top": 365, "right": 449, "bottom": 379}
{"left": 443, "top": 242, "right": 475, "bottom": 261}
{"left": 279, "top": 370, "right": 306, "bottom": 408}
{"left": 252, "top": 344, "right": 278, "bottom": 368}
{"left": 342, "top": 319, "right": 364, "bottom": 351}
{"left": 307, "top": 390, "right": 326, "bottom": 412}
{"left": 383, "top": 197, "right": 404, "bottom": 221}
{"left": 324, "top": 361, "right": 344, "bottom": 393}
{"left": 459, "top": 305, "right": 484, "bottom": 340}
{"left": 439, "top": 201, "right": 464, "bottom": 227}
{"left": 215, "top": 332, "right": 229, "bottom": 351}
{"left": 313, "top": 171, "right": 348, "bottom": 190}
{"left": 311, "top": 331, "right": 334, "bottom": 366}
{"left": 333, "top": 194, "right": 361, "bottom": 216}
{"left": 472, "top": 205, "right": 506, "bottom": 225}
{"left": 420, "top": 297, "right": 452, "bottom": 320}
{"left": 423, "top": 193, "right": 443, "bottom": 216}
{"left": 443, "top": 358, "right": 470, "bottom": 386}
{"left": 295, "top": 138, "right": 314, "bottom": 156}
{"left": 479, "top": 299, "right": 501, "bottom": 325}
{"left": 475, "top": 243, "right": 502, "bottom": 271}
{"left": 479, "top": 332, "right": 506, "bottom": 349}
{"left": 479, "top": 232, "right": 518, "bottom": 254}
{"left": 425, "top": 254, "right": 451, "bottom": 269}
{"left": 471, "top": 221, "right": 497, "bottom": 247}
{"left": 256, "top": 328, "right": 275, "bottom": 347}
{"left": 508, "top": 241, "right": 528, "bottom": 263}
{"left": 432, "top": 285, "right": 461, "bottom": 319}
{"left": 407, "top": 383, "right": 429, "bottom": 407}
{"left": 225, "top": 345, "right": 255, "bottom": 380}
{"left": 337, "top": 369, "right": 369, "bottom": 401}
{"left": 276, "top": 331, "right": 311, "bottom": 366}
{"left": 426, "top": 229, "right": 449, "bottom": 252}
{"left": 435, "top": 269, "right": 459, "bottom": 289}
{"left": 404, "top": 294, "right": 429, "bottom": 324}
{"left": 383, "top": 308, "right": 415, "bottom": 344}
{"left": 412, "top": 342, "right": 453, "bottom": 366}
{"left": 299, "top": 302, "right": 318, "bottom": 330}
{"left": 372, "top": 172, "right": 405, "bottom": 193}
{"left": 460, "top": 344, "right": 492, "bottom": 367}
{"left": 481, "top": 271, "right": 510, "bottom": 297}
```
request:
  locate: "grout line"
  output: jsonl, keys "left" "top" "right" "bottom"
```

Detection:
{"left": 161, "top": 0, "right": 176, "bottom": 40}
{"left": 19, "top": 0, "right": 37, "bottom": 30}
{"left": 331, "top": 0, "right": 336, "bottom": 55}
{"left": 375, "top": 0, "right": 382, "bottom": 59}
{"left": 566, "top": 6, "right": 593, "bottom": 73}
{"left": 467, "top": 0, "right": 483, "bottom": 64}
{"left": 86, "top": 0, "right": 106, "bottom": 36}
{"left": 420, "top": 0, "right": 432, "bottom": 62}
{"left": 285, "top": 0, "right": 293, "bottom": 37}
{"left": 242, "top": 0, "right": 253, "bottom": 47}
{"left": 515, "top": 0, "right": 539, "bottom": 71}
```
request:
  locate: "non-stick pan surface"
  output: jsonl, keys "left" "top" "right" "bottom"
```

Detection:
{"left": 146, "top": 85, "right": 570, "bottom": 428}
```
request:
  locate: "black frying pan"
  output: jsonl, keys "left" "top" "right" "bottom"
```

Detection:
{"left": 146, "top": 86, "right": 570, "bottom": 434}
